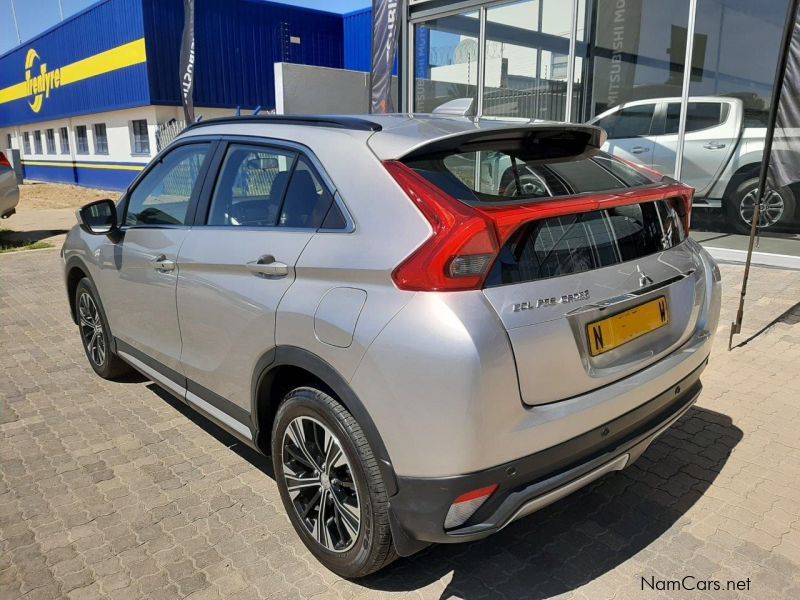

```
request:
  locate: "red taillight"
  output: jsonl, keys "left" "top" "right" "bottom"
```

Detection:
{"left": 383, "top": 160, "right": 500, "bottom": 291}
{"left": 385, "top": 160, "right": 695, "bottom": 291}
{"left": 0, "top": 152, "right": 10, "bottom": 168}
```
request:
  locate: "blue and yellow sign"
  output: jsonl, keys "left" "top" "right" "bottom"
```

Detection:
{"left": 0, "top": 38, "right": 147, "bottom": 116}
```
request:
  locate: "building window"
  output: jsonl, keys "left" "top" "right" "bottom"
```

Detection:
{"left": 131, "top": 119, "right": 150, "bottom": 155}
{"left": 59, "top": 127, "right": 70, "bottom": 154}
{"left": 45, "top": 129, "right": 56, "bottom": 154}
{"left": 6, "top": 134, "right": 11, "bottom": 149}
{"left": 23, "top": 132, "right": 31, "bottom": 155}
{"left": 33, "top": 130, "right": 43, "bottom": 154}
{"left": 76, "top": 126, "right": 89, "bottom": 154}
{"left": 93, "top": 123, "right": 108, "bottom": 155}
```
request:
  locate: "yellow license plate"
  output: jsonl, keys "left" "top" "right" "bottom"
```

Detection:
{"left": 586, "top": 297, "right": 669, "bottom": 357}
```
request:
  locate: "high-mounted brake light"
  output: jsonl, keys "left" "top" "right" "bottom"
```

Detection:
{"left": 383, "top": 160, "right": 500, "bottom": 291}
{"left": 0, "top": 152, "right": 10, "bottom": 169}
{"left": 444, "top": 484, "right": 499, "bottom": 529}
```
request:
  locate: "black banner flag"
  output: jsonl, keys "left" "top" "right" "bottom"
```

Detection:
{"left": 370, "top": 0, "right": 402, "bottom": 113}
{"left": 180, "top": 0, "right": 196, "bottom": 123}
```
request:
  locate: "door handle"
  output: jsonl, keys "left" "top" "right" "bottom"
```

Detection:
{"left": 703, "top": 142, "right": 726, "bottom": 150}
{"left": 152, "top": 255, "right": 176, "bottom": 273}
{"left": 247, "top": 255, "right": 289, "bottom": 278}
{"left": 631, "top": 146, "right": 649, "bottom": 154}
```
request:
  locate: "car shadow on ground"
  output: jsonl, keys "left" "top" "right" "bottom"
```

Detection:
{"left": 145, "top": 382, "right": 740, "bottom": 600}
{"left": 362, "top": 406, "right": 742, "bottom": 599}
{"left": 146, "top": 383, "right": 275, "bottom": 478}
{"left": 0, "top": 229, "right": 69, "bottom": 245}
{"left": 732, "top": 300, "right": 800, "bottom": 350}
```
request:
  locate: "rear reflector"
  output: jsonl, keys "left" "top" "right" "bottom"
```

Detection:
{"left": 0, "top": 152, "right": 10, "bottom": 169}
{"left": 444, "top": 484, "right": 498, "bottom": 530}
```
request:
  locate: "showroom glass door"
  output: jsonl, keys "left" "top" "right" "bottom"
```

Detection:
{"left": 412, "top": 9, "right": 481, "bottom": 114}
{"left": 480, "top": 0, "right": 574, "bottom": 121}
{"left": 682, "top": 0, "right": 800, "bottom": 242}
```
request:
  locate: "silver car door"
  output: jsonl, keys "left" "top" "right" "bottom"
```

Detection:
{"left": 175, "top": 142, "right": 337, "bottom": 417}
{"left": 592, "top": 102, "right": 658, "bottom": 167}
{"left": 652, "top": 100, "right": 740, "bottom": 195}
{"left": 99, "top": 140, "right": 215, "bottom": 374}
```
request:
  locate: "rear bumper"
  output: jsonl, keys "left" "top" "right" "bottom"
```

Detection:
{"left": 388, "top": 359, "right": 705, "bottom": 555}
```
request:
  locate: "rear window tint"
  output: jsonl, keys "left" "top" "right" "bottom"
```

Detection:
{"left": 485, "top": 200, "right": 686, "bottom": 287}
{"left": 404, "top": 148, "right": 654, "bottom": 205}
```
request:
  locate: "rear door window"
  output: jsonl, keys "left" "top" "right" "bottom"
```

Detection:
{"left": 664, "top": 102, "right": 729, "bottom": 134}
{"left": 594, "top": 104, "right": 656, "bottom": 139}
{"left": 207, "top": 144, "right": 297, "bottom": 227}
{"left": 278, "top": 157, "right": 335, "bottom": 229}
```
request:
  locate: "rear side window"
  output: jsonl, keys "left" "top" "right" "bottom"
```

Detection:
{"left": 594, "top": 104, "right": 655, "bottom": 139}
{"left": 485, "top": 200, "right": 686, "bottom": 287}
{"left": 405, "top": 148, "right": 654, "bottom": 205}
{"left": 664, "top": 102, "right": 729, "bottom": 134}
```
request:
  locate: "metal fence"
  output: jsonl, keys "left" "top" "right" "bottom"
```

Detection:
{"left": 156, "top": 120, "right": 187, "bottom": 152}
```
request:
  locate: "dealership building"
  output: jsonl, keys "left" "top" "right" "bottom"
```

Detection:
{"left": 0, "top": 0, "right": 374, "bottom": 189}
{"left": 2, "top": 0, "right": 800, "bottom": 238}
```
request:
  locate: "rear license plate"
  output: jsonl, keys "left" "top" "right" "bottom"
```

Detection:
{"left": 586, "top": 296, "right": 669, "bottom": 357}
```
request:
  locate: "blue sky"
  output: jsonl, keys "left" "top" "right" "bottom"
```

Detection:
{"left": 0, "top": 0, "right": 370, "bottom": 55}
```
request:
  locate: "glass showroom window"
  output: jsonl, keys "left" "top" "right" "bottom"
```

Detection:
{"left": 45, "top": 129, "right": 56, "bottom": 154}
{"left": 33, "top": 130, "right": 43, "bottom": 154}
{"left": 413, "top": 11, "right": 480, "bottom": 114}
{"left": 59, "top": 127, "right": 70, "bottom": 154}
{"left": 22, "top": 132, "right": 31, "bottom": 155}
{"left": 683, "top": 0, "right": 799, "bottom": 234}
{"left": 93, "top": 123, "right": 109, "bottom": 155}
{"left": 131, "top": 119, "right": 150, "bottom": 155}
{"left": 76, "top": 126, "right": 89, "bottom": 154}
{"left": 482, "top": 0, "right": 575, "bottom": 121}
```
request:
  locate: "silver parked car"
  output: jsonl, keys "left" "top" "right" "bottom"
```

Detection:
{"left": 0, "top": 150, "right": 20, "bottom": 219}
{"left": 589, "top": 96, "right": 797, "bottom": 233}
{"left": 63, "top": 114, "right": 722, "bottom": 577}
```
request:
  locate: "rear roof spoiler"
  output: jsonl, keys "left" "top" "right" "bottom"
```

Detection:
{"left": 398, "top": 124, "right": 607, "bottom": 162}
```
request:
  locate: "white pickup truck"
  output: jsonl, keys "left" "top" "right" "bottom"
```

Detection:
{"left": 589, "top": 97, "right": 796, "bottom": 233}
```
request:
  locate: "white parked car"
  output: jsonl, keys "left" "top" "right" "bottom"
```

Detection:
{"left": 589, "top": 97, "right": 796, "bottom": 233}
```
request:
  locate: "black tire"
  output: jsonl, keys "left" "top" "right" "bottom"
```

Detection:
{"left": 74, "top": 278, "right": 131, "bottom": 380}
{"left": 271, "top": 387, "right": 397, "bottom": 578}
{"left": 725, "top": 177, "right": 796, "bottom": 234}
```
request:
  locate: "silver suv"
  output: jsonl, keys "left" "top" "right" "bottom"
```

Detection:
{"left": 63, "top": 114, "right": 722, "bottom": 577}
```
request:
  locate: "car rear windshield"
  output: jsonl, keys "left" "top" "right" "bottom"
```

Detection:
{"left": 403, "top": 147, "right": 656, "bottom": 205}
{"left": 484, "top": 199, "right": 687, "bottom": 286}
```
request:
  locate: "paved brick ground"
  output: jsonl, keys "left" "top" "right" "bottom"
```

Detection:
{"left": 2, "top": 248, "right": 800, "bottom": 600}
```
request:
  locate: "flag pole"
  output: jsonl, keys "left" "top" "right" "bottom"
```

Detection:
{"left": 729, "top": 0, "right": 800, "bottom": 350}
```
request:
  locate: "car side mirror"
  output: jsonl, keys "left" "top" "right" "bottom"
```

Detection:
{"left": 77, "top": 199, "right": 120, "bottom": 238}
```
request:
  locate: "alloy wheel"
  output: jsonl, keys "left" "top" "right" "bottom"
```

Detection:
{"left": 78, "top": 292, "right": 106, "bottom": 367}
{"left": 739, "top": 188, "right": 785, "bottom": 228}
{"left": 281, "top": 416, "right": 361, "bottom": 553}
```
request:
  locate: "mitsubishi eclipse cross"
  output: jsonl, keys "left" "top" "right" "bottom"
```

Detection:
{"left": 63, "top": 114, "right": 722, "bottom": 577}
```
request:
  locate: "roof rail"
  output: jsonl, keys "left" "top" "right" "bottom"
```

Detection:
{"left": 183, "top": 114, "right": 383, "bottom": 133}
